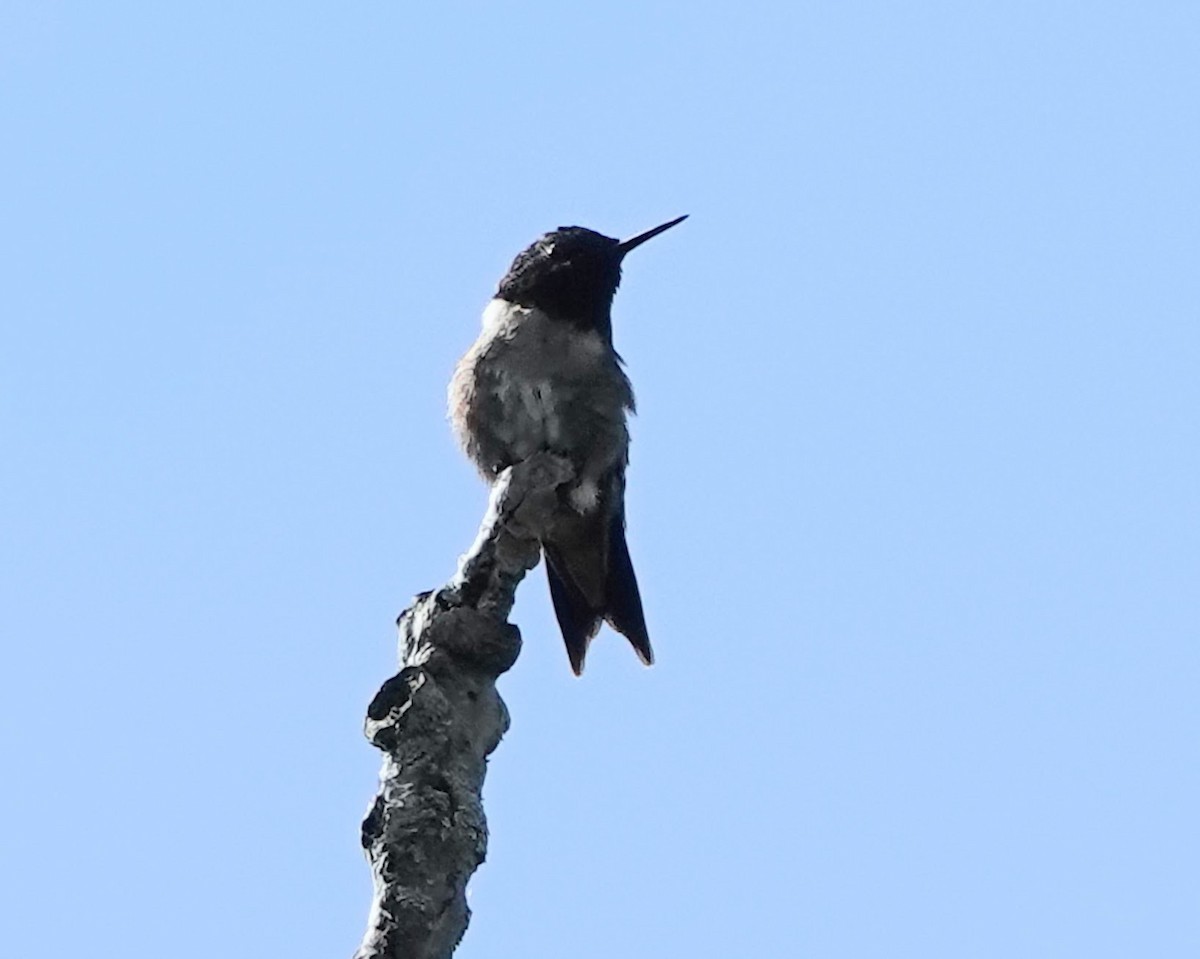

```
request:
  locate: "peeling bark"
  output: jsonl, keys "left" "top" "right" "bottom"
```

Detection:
{"left": 353, "top": 453, "right": 574, "bottom": 959}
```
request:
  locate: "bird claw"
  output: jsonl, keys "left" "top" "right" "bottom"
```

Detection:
{"left": 512, "top": 451, "right": 574, "bottom": 492}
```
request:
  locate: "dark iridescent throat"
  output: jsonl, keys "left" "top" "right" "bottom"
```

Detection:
{"left": 496, "top": 229, "right": 624, "bottom": 335}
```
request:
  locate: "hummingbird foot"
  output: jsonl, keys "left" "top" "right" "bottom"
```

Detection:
{"left": 514, "top": 450, "right": 575, "bottom": 491}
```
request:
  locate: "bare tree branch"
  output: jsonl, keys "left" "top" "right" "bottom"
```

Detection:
{"left": 354, "top": 452, "right": 574, "bottom": 959}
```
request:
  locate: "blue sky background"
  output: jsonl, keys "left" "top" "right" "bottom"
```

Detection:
{"left": 3, "top": 3, "right": 1198, "bottom": 956}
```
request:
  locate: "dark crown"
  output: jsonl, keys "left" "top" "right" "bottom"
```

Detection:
{"left": 496, "top": 227, "right": 624, "bottom": 331}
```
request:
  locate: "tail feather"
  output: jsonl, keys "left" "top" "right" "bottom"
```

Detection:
{"left": 545, "top": 546, "right": 602, "bottom": 676}
{"left": 543, "top": 508, "right": 653, "bottom": 675}
{"left": 603, "top": 512, "right": 654, "bottom": 667}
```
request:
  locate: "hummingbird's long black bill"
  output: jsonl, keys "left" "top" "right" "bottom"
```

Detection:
{"left": 615, "top": 214, "right": 688, "bottom": 257}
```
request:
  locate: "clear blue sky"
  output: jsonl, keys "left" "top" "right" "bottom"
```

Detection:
{"left": 3, "top": 3, "right": 1197, "bottom": 956}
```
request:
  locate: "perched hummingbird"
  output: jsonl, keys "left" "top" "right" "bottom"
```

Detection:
{"left": 449, "top": 215, "right": 686, "bottom": 674}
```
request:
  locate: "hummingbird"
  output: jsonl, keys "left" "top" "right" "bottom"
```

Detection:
{"left": 449, "top": 215, "right": 686, "bottom": 674}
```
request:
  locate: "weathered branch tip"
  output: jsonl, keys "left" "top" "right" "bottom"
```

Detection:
{"left": 354, "top": 454, "right": 573, "bottom": 959}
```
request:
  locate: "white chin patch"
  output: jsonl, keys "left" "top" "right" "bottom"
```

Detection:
{"left": 569, "top": 480, "right": 601, "bottom": 514}
{"left": 481, "top": 297, "right": 517, "bottom": 330}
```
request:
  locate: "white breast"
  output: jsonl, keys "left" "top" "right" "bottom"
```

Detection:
{"left": 494, "top": 377, "right": 563, "bottom": 445}
{"left": 469, "top": 298, "right": 628, "bottom": 467}
{"left": 481, "top": 299, "right": 607, "bottom": 365}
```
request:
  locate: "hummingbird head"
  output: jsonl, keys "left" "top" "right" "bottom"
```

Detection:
{"left": 496, "top": 216, "right": 687, "bottom": 332}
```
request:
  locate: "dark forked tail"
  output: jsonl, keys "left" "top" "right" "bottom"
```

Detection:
{"left": 544, "top": 509, "right": 653, "bottom": 676}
